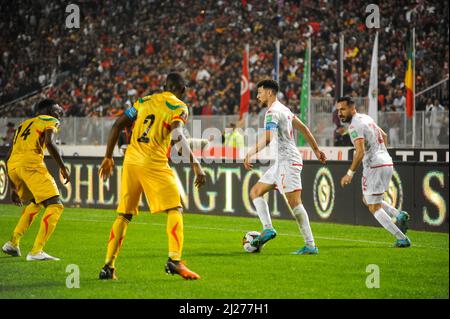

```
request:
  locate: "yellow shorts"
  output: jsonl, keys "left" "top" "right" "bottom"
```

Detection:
{"left": 8, "top": 166, "right": 60, "bottom": 204}
{"left": 117, "top": 163, "right": 181, "bottom": 215}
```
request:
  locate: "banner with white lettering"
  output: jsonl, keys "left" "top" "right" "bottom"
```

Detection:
{"left": 0, "top": 158, "right": 448, "bottom": 232}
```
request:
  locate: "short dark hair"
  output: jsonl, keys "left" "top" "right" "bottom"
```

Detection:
{"left": 35, "top": 99, "right": 57, "bottom": 114}
{"left": 337, "top": 96, "right": 355, "bottom": 107}
{"left": 257, "top": 79, "right": 279, "bottom": 94}
{"left": 165, "top": 72, "right": 186, "bottom": 91}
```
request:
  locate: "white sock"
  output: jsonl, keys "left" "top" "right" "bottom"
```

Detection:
{"left": 252, "top": 197, "right": 273, "bottom": 230}
{"left": 382, "top": 201, "right": 400, "bottom": 218}
{"left": 292, "top": 204, "right": 315, "bottom": 247}
{"left": 374, "top": 209, "right": 406, "bottom": 240}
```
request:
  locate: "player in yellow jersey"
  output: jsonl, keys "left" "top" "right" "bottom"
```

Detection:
{"left": 98, "top": 73, "right": 206, "bottom": 280}
{"left": 2, "top": 99, "right": 70, "bottom": 261}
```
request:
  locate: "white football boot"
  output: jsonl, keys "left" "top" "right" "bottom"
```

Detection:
{"left": 26, "top": 251, "right": 60, "bottom": 261}
{"left": 2, "top": 241, "right": 21, "bottom": 257}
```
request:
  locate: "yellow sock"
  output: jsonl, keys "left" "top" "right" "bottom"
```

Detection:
{"left": 30, "top": 204, "right": 63, "bottom": 254}
{"left": 167, "top": 209, "right": 184, "bottom": 261}
{"left": 105, "top": 215, "right": 129, "bottom": 268}
{"left": 11, "top": 203, "right": 42, "bottom": 247}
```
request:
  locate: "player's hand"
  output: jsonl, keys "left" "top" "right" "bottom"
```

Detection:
{"left": 60, "top": 166, "right": 70, "bottom": 185}
{"left": 99, "top": 157, "right": 115, "bottom": 180}
{"left": 314, "top": 149, "right": 327, "bottom": 164}
{"left": 244, "top": 154, "right": 253, "bottom": 170}
{"left": 340, "top": 174, "right": 353, "bottom": 187}
{"left": 11, "top": 190, "right": 23, "bottom": 207}
{"left": 193, "top": 163, "right": 206, "bottom": 188}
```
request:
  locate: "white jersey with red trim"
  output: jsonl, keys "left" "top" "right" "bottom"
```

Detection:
{"left": 263, "top": 100, "right": 302, "bottom": 164}
{"left": 348, "top": 113, "right": 392, "bottom": 168}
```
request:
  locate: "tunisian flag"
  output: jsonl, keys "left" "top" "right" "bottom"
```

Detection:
{"left": 239, "top": 45, "right": 250, "bottom": 119}
{"left": 404, "top": 29, "right": 415, "bottom": 119}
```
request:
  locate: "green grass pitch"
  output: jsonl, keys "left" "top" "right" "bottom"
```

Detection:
{"left": 0, "top": 204, "right": 448, "bottom": 299}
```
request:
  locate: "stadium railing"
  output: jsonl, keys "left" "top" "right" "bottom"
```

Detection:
{"left": 0, "top": 108, "right": 448, "bottom": 149}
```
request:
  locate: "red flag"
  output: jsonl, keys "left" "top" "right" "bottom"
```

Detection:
{"left": 239, "top": 45, "right": 250, "bottom": 119}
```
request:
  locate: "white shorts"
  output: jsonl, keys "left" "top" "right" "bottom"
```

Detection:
{"left": 362, "top": 164, "right": 393, "bottom": 204}
{"left": 259, "top": 161, "right": 303, "bottom": 194}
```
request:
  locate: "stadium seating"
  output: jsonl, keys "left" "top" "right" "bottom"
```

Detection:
{"left": 0, "top": 0, "right": 448, "bottom": 118}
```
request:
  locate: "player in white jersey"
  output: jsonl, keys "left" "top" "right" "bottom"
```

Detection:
{"left": 337, "top": 96, "right": 411, "bottom": 248}
{"left": 244, "top": 80, "right": 327, "bottom": 255}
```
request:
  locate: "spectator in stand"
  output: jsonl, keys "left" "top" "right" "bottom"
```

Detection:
{"left": 387, "top": 105, "right": 401, "bottom": 147}
{"left": 426, "top": 98, "right": 445, "bottom": 144}
{"left": 393, "top": 89, "right": 406, "bottom": 112}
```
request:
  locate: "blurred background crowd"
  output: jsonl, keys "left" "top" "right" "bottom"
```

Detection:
{"left": 0, "top": 0, "right": 448, "bottom": 146}
{"left": 0, "top": 0, "right": 448, "bottom": 117}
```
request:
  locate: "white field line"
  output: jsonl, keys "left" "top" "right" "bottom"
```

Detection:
{"left": 0, "top": 214, "right": 448, "bottom": 251}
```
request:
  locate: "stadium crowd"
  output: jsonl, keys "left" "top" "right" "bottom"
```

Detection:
{"left": 0, "top": 0, "right": 448, "bottom": 120}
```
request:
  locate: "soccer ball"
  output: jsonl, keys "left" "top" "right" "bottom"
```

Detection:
{"left": 242, "top": 231, "right": 261, "bottom": 253}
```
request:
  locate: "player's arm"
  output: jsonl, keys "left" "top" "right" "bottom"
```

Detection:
{"left": 243, "top": 130, "right": 273, "bottom": 170}
{"left": 292, "top": 116, "right": 327, "bottom": 163}
{"left": 341, "top": 138, "right": 365, "bottom": 187}
{"left": 44, "top": 129, "right": 70, "bottom": 185}
{"left": 99, "top": 113, "right": 134, "bottom": 180}
{"left": 171, "top": 121, "right": 206, "bottom": 188}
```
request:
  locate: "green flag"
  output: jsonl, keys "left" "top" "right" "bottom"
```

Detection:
{"left": 298, "top": 38, "right": 310, "bottom": 146}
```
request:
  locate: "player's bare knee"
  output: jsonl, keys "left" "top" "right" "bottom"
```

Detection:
{"left": 368, "top": 204, "right": 381, "bottom": 214}
{"left": 42, "top": 196, "right": 63, "bottom": 208}
{"left": 288, "top": 198, "right": 301, "bottom": 209}
{"left": 120, "top": 213, "right": 133, "bottom": 221}
{"left": 250, "top": 186, "right": 260, "bottom": 200}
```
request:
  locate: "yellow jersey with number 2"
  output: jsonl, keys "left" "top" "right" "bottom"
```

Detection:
{"left": 123, "top": 91, "right": 189, "bottom": 167}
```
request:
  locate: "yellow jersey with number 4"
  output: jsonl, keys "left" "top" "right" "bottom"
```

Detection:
{"left": 8, "top": 115, "right": 60, "bottom": 170}
{"left": 124, "top": 91, "right": 189, "bottom": 167}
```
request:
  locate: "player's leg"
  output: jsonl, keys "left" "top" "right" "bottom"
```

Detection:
{"left": 248, "top": 164, "right": 278, "bottom": 248}
{"left": 2, "top": 169, "right": 41, "bottom": 257}
{"left": 2, "top": 201, "right": 42, "bottom": 257}
{"left": 281, "top": 164, "right": 318, "bottom": 255}
{"left": 363, "top": 167, "right": 410, "bottom": 248}
{"left": 249, "top": 181, "right": 277, "bottom": 248}
{"left": 250, "top": 181, "right": 276, "bottom": 229}
{"left": 381, "top": 200, "right": 410, "bottom": 234}
{"left": 285, "top": 190, "right": 318, "bottom": 255}
{"left": 378, "top": 169, "right": 403, "bottom": 219}
{"left": 141, "top": 166, "right": 200, "bottom": 279}
{"left": 27, "top": 196, "right": 64, "bottom": 261}
{"left": 100, "top": 164, "right": 141, "bottom": 279}
{"left": 104, "top": 213, "right": 132, "bottom": 267}
{"left": 100, "top": 213, "right": 133, "bottom": 280}
{"left": 164, "top": 207, "right": 200, "bottom": 280}
{"left": 10, "top": 166, "right": 63, "bottom": 260}
{"left": 366, "top": 202, "right": 410, "bottom": 247}
{"left": 166, "top": 207, "right": 184, "bottom": 262}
